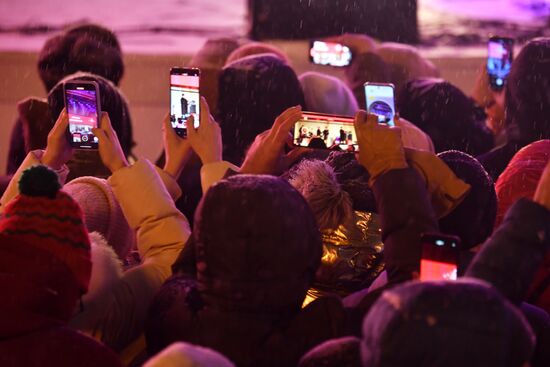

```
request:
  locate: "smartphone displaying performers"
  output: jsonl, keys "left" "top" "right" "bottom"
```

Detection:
{"left": 364, "top": 82, "right": 396, "bottom": 126}
{"left": 170, "top": 67, "right": 200, "bottom": 137}
{"left": 487, "top": 36, "right": 514, "bottom": 91}
{"left": 309, "top": 40, "right": 353, "bottom": 67}
{"left": 420, "top": 233, "right": 461, "bottom": 282}
{"left": 64, "top": 80, "right": 101, "bottom": 149}
{"left": 293, "top": 112, "right": 358, "bottom": 151}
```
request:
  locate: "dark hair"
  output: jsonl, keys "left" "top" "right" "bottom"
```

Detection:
{"left": 398, "top": 78, "right": 494, "bottom": 156}
{"left": 505, "top": 37, "right": 550, "bottom": 143}
{"left": 38, "top": 23, "right": 124, "bottom": 91}
{"left": 217, "top": 54, "right": 305, "bottom": 165}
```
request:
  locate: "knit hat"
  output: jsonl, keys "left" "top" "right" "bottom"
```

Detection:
{"left": 193, "top": 174, "right": 321, "bottom": 314}
{"left": 437, "top": 151, "right": 497, "bottom": 250}
{"left": 0, "top": 165, "right": 91, "bottom": 293}
{"left": 64, "top": 176, "right": 134, "bottom": 259}
{"left": 288, "top": 159, "right": 353, "bottom": 230}
{"left": 398, "top": 78, "right": 494, "bottom": 156}
{"left": 299, "top": 336, "right": 361, "bottom": 367}
{"left": 299, "top": 72, "right": 359, "bottom": 116}
{"left": 38, "top": 23, "right": 124, "bottom": 92}
{"left": 361, "top": 279, "right": 535, "bottom": 367}
{"left": 495, "top": 140, "right": 550, "bottom": 228}
{"left": 144, "top": 342, "right": 235, "bottom": 367}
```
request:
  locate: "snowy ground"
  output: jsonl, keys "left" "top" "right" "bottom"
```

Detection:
{"left": 0, "top": 0, "right": 549, "bottom": 53}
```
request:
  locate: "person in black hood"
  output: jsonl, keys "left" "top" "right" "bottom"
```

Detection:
{"left": 397, "top": 78, "right": 494, "bottom": 157}
{"left": 217, "top": 54, "right": 305, "bottom": 165}
{"left": 146, "top": 174, "right": 347, "bottom": 367}
{"left": 478, "top": 37, "right": 550, "bottom": 181}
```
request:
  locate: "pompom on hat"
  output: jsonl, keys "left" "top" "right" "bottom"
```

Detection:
{"left": 0, "top": 165, "right": 92, "bottom": 293}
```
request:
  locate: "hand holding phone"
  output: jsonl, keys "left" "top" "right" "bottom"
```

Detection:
{"left": 310, "top": 40, "right": 353, "bottom": 67}
{"left": 420, "top": 233, "right": 461, "bottom": 281}
{"left": 64, "top": 80, "right": 101, "bottom": 149}
{"left": 487, "top": 36, "right": 514, "bottom": 91}
{"left": 170, "top": 67, "right": 200, "bottom": 138}
{"left": 364, "top": 83, "right": 396, "bottom": 126}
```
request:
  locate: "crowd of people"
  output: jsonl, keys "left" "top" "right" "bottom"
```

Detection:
{"left": 1, "top": 23, "right": 550, "bottom": 367}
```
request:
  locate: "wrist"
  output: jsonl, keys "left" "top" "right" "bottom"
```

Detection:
{"left": 108, "top": 159, "right": 130, "bottom": 174}
{"left": 364, "top": 157, "right": 409, "bottom": 185}
{"left": 42, "top": 149, "right": 64, "bottom": 170}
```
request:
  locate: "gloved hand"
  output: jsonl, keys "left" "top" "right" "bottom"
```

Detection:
{"left": 354, "top": 110, "right": 408, "bottom": 183}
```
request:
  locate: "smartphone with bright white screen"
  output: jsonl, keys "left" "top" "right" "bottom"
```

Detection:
{"left": 293, "top": 112, "right": 358, "bottom": 151}
{"left": 487, "top": 36, "right": 514, "bottom": 91}
{"left": 170, "top": 67, "right": 200, "bottom": 137}
{"left": 364, "top": 82, "right": 396, "bottom": 126}
{"left": 64, "top": 80, "right": 101, "bottom": 149}
{"left": 420, "top": 233, "right": 461, "bottom": 281}
{"left": 309, "top": 40, "right": 352, "bottom": 67}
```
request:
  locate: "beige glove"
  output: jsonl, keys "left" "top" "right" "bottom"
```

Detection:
{"left": 354, "top": 110, "right": 408, "bottom": 183}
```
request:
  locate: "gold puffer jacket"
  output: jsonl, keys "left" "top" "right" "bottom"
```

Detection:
{"left": 306, "top": 210, "right": 384, "bottom": 302}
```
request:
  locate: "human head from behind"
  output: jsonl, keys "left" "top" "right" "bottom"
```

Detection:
{"left": 299, "top": 72, "right": 359, "bottom": 116}
{"left": 505, "top": 37, "right": 550, "bottom": 143}
{"left": 38, "top": 23, "right": 124, "bottom": 92}
{"left": 48, "top": 72, "right": 134, "bottom": 158}
{"left": 217, "top": 54, "right": 304, "bottom": 165}
{"left": 193, "top": 174, "right": 321, "bottom": 313}
{"left": 437, "top": 151, "right": 497, "bottom": 251}
{"left": 225, "top": 41, "right": 291, "bottom": 65}
{"left": 188, "top": 38, "right": 243, "bottom": 115}
{"left": 361, "top": 279, "right": 534, "bottom": 367}
{"left": 398, "top": 78, "right": 494, "bottom": 156}
{"left": 0, "top": 165, "right": 91, "bottom": 322}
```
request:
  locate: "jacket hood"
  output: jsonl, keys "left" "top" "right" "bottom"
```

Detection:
{"left": 193, "top": 174, "right": 321, "bottom": 314}
{"left": 217, "top": 54, "right": 304, "bottom": 165}
{"left": 398, "top": 78, "right": 494, "bottom": 156}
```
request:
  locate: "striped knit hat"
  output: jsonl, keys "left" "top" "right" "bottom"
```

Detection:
{"left": 0, "top": 165, "right": 92, "bottom": 293}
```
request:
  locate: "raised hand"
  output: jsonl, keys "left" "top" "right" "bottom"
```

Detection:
{"left": 42, "top": 108, "right": 73, "bottom": 170}
{"left": 354, "top": 110, "right": 408, "bottom": 182}
{"left": 187, "top": 97, "right": 222, "bottom": 165}
{"left": 240, "top": 105, "right": 303, "bottom": 175}
{"left": 92, "top": 112, "right": 129, "bottom": 173}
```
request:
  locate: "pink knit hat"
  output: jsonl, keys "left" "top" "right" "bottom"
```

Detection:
{"left": 64, "top": 176, "right": 135, "bottom": 259}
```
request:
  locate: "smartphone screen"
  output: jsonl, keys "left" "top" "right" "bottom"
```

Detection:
{"left": 64, "top": 81, "right": 100, "bottom": 149}
{"left": 170, "top": 67, "right": 200, "bottom": 137}
{"left": 293, "top": 112, "right": 358, "bottom": 151}
{"left": 364, "top": 83, "right": 396, "bottom": 126}
{"left": 487, "top": 37, "right": 514, "bottom": 91}
{"left": 309, "top": 41, "right": 352, "bottom": 67}
{"left": 420, "top": 233, "right": 460, "bottom": 281}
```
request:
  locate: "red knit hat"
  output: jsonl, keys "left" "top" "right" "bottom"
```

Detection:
{"left": 0, "top": 165, "right": 92, "bottom": 293}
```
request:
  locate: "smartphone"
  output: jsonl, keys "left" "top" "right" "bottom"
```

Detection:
{"left": 420, "top": 233, "right": 461, "bottom": 281}
{"left": 64, "top": 80, "right": 101, "bottom": 149}
{"left": 170, "top": 67, "right": 200, "bottom": 137}
{"left": 293, "top": 112, "right": 358, "bottom": 151}
{"left": 487, "top": 36, "right": 514, "bottom": 91}
{"left": 309, "top": 40, "right": 352, "bottom": 67}
{"left": 364, "top": 83, "right": 396, "bottom": 126}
